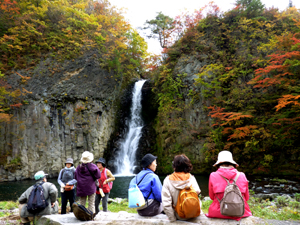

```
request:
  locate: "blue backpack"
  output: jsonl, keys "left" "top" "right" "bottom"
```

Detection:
{"left": 128, "top": 172, "right": 152, "bottom": 208}
{"left": 27, "top": 182, "right": 48, "bottom": 214}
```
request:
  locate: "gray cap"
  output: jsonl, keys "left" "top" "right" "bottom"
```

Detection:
{"left": 65, "top": 158, "right": 74, "bottom": 165}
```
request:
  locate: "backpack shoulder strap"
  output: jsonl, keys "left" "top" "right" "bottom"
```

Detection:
{"left": 217, "top": 173, "right": 230, "bottom": 185}
{"left": 136, "top": 172, "right": 153, "bottom": 206}
{"left": 233, "top": 172, "right": 240, "bottom": 183}
{"left": 216, "top": 173, "right": 230, "bottom": 203}
{"left": 104, "top": 168, "right": 107, "bottom": 179}
{"left": 136, "top": 172, "right": 152, "bottom": 186}
{"left": 86, "top": 163, "right": 97, "bottom": 181}
{"left": 61, "top": 168, "right": 65, "bottom": 178}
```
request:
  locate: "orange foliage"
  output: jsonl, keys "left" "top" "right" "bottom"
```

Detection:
{"left": 0, "top": 0, "right": 19, "bottom": 15}
{"left": 227, "top": 125, "right": 258, "bottom": 141}
{"left": 208, "top": 106, "right": 253, "bottom": 126}
{"left": 0, "top": 112, "right": 12, "bottom": 123}
{"left": 275, "top": 95, "right": 300, "bottom": 111}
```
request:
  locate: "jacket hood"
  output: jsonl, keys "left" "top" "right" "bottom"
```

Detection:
{"left": 78, "top": 164, "right": 89, "bottom": 173}
{"left": 64, "top": 166, "right": 75, "bottom": 170}
{"left": 216, "top": 167, "right": 238, "bottom": 180}
{"left": 168, "top": 172, "right": 193, "bottom": 190}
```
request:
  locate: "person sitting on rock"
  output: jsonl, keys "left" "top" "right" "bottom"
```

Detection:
{"left": 18, "top": 171, "right": 59, "bottom": 225}
{"left": 57, "top": 158, "right": 77, "bottom": 214}
{"left": 205, "top": 150, "right": 252, "bottom": 221}
{"left": 94, "top": 157, "right": 115, "bottom": 214}
{"left": 162, "top": 154, "right": 201, "bottom": 222}
{"left": 75, "top": 151, "right": 101, "bottom": 214}
{"left": 129, "top": 153, "right": 163, "bottom": 216}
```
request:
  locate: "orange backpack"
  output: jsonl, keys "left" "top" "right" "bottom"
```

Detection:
{"left": 174, "top": 186, "right": 201, "bottom": 219}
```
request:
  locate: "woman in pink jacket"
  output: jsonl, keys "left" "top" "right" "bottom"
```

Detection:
{"left": 205, "top": 151, "right": 252, "bottom": 221}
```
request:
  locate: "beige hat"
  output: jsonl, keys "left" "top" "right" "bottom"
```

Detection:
{"left": 80, "top": 151, "right": 94, "bottom": 164}
{"left": 213, "top": 150, "right": 239, "bottom": 167}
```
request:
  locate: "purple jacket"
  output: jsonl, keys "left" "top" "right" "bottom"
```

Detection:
{"left": 75, "top": 163, "right": 101, "bottom": 197}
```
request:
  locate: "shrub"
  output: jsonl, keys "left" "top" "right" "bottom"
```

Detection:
{"left": 295, "top": 193, "right": 300, "bottom": 202}
{"left": 276, "top": 195, "right": 290, "bottom": 207}
{"left": 289, "top": 201, "right": 300, "bottom": 209}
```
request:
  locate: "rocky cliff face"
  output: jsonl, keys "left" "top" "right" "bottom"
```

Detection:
{"left": 0, "top": 50, "right": 123, "bottom": 181}
{"left": 155, "top": 54, "right": 216, "bottom": 174}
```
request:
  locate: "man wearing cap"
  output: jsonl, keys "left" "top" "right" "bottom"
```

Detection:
{"left": 57, "top": 158, "right": 77, "bottom": 214}
{"left": 18, "top": 171, "right": 58, "bottom": 225}
{"left": 205, "top": 150, "right": 252, "bottom": 221}
{"left": 129, "top": 153, "right": 163, "bottom": 216}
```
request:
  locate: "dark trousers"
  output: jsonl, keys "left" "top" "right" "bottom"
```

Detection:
{"left": 137, "top": 199, "right": 163, "bottom": 217}
{"left": 95, "top": 192, "right": 109, "bottom": 214}
{"left": 61, "top": 189, "right": 75, "bottom": 214}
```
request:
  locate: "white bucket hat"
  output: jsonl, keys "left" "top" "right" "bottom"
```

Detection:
{"left": 80, "top": 151, "right": 94, "bottom": 164}
{"left": 213, "top": 150, "right": 239, "bottom": 167}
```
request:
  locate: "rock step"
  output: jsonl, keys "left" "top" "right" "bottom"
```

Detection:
{"left": 38, "top": 211, "right": 263, "bottom": 225}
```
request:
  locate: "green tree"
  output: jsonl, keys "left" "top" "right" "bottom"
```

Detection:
{"left": 236, "top": 0, "right": 265, "bottom": 18}
{"left": 144, "top": 12, "right": 174, "bottom": 48}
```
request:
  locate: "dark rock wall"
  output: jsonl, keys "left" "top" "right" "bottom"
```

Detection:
{"left": 0, "top": 50, "right": 123, "bottom": 181}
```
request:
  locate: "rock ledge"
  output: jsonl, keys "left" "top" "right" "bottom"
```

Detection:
{"left": 37, "top": 211, "right": 263, "bottom": 225}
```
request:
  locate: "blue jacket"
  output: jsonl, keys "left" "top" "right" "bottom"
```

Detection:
{"left": 129, "top": 169, "right": 162, "bottom": 202}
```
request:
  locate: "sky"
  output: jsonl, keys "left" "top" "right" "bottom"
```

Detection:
{"left": 108, "top": 0, "right": 300, "bottom": 54}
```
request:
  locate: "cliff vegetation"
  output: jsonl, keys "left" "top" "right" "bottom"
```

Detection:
{"left": 151, "top": 1, "right": 300, "bottom": 175}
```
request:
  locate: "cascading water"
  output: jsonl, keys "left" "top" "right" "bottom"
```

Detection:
{"left": 114, "top": 80, "right": 146, "bottom": 176}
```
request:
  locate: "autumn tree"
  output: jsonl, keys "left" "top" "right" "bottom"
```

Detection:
{"left": 144, "top": 12, "right": 174, "bottom": 48}
{"left": 235, "top": 0, "right": 265, "bottom": 18}
{"left": 0, "top": 0, "right": 20, "bottom": 36}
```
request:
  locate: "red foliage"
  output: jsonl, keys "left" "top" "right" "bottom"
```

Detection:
{"left": 249, "top": 34, "right": 300, "bottom": 89}
{"left": 10, "top": 103, "right": 22, "bottom": 108}
{"left": 0, "top": 0, "right": 19, "bottom": 15}
{"left": 208, "top": 106, "right": 253, "bottom": 126}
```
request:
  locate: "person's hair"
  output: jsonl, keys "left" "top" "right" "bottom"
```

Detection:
{"left": 172, "top": 154, "right": 193, "bottom": 173}
{"left": 37, "top": 176, "right": 46, "bottom": 181}
{"left": 98, "top": 162, "right": 106, "bottom": 167}
{"left": 218, "top": 162, "right": 237, "bottom": 168}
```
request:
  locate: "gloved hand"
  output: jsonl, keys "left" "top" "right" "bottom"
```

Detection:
{"left": 61, "top": 183, "right": 65, "bottom": 188}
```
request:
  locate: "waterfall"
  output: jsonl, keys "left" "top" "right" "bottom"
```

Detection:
{"left": 114, "top": 80, "right": 146, "bottom": 176}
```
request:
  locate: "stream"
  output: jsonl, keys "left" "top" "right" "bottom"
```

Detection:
{"left": 0, "top": 174, "right": 300, "bottom": 202}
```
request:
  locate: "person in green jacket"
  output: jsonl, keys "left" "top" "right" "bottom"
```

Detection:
{"left": 18, "top": 171, "right": 58, "bottom": 225}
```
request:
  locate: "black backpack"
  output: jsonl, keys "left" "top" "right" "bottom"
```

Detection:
{"left": 72, "top": 202, "right": 95, "bottom": 221}
{"left": 27, "top": 182, "right": 49, "bottom": 214}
